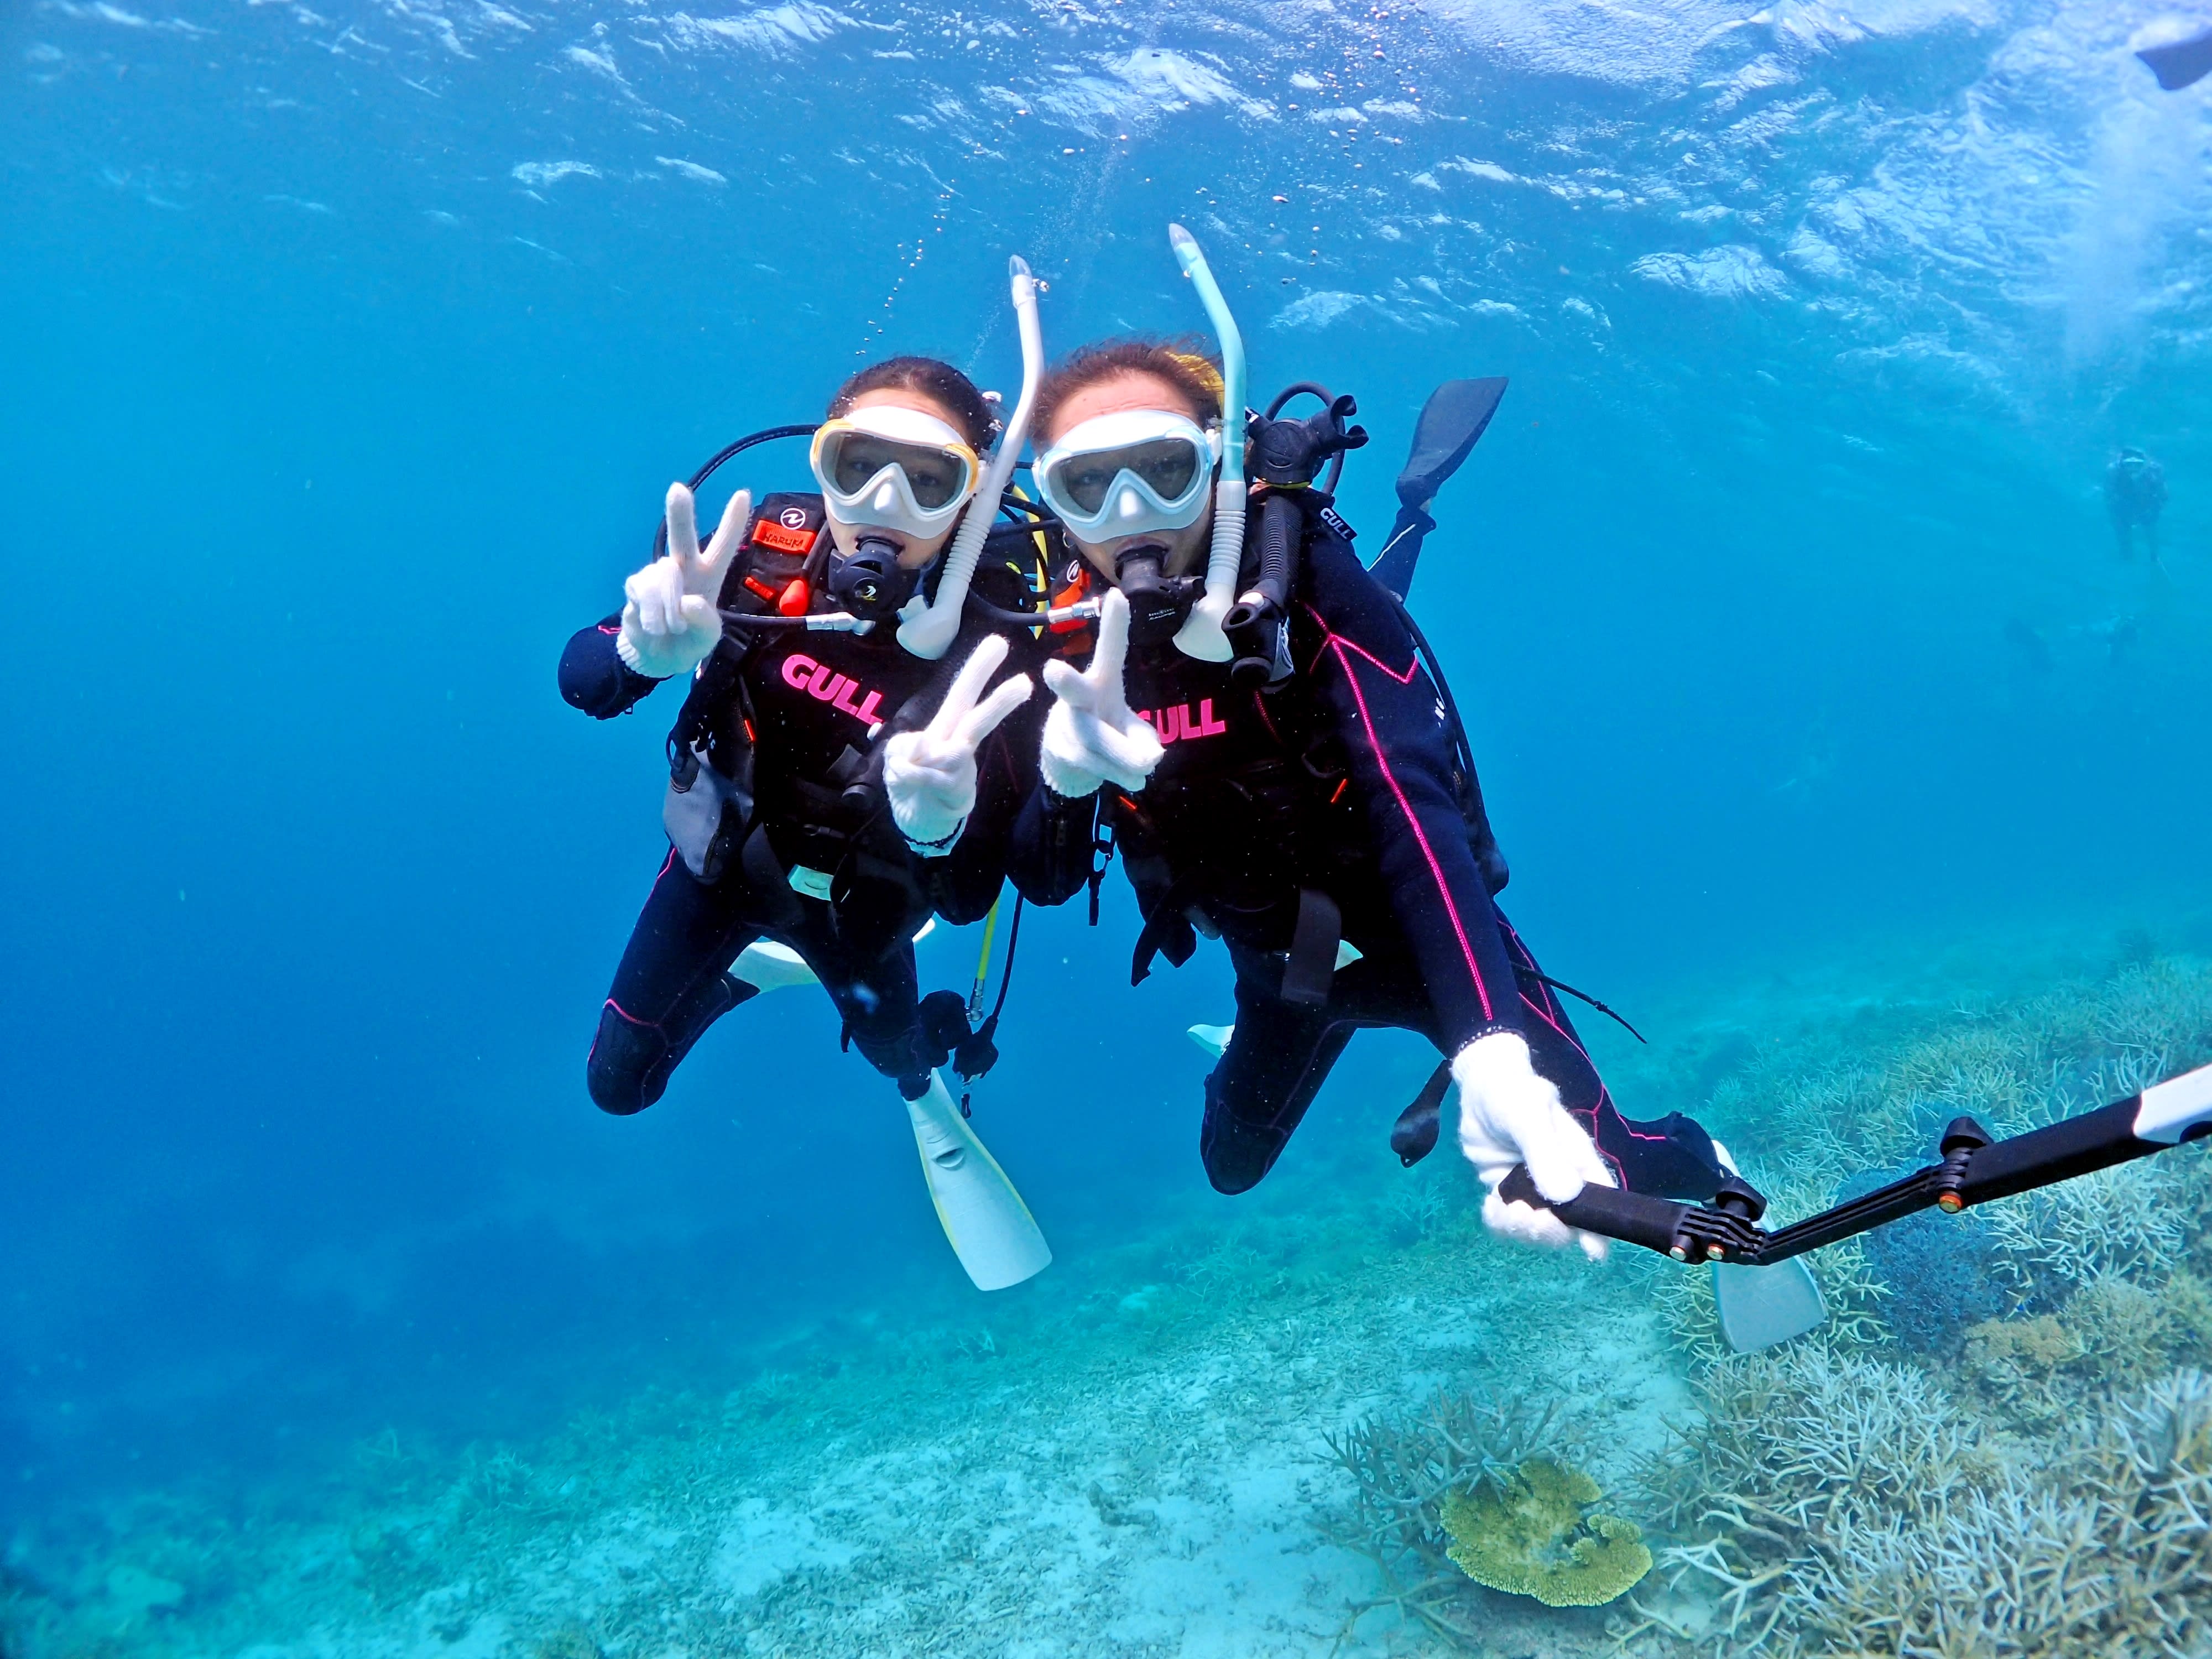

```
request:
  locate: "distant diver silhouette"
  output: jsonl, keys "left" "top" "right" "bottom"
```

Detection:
{"left": 2106, "top": 446, "right": 2168, "bottom": 565}
{"left": 2137, "top": 26, "right": 2212, "bottom": 91}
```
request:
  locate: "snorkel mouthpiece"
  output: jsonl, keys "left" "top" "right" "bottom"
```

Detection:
{"left": 1113, "top": 542, "right": 1204, "bottom": 647}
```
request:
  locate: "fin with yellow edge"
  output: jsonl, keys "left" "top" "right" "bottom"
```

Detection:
{"left": 903, "top": 1071, "right": 1051, "bottom": 1291}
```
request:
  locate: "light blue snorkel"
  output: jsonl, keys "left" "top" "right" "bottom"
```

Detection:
{"left": 1166, "top": 223, "right": 1246, "bottom": 662}
{"left": 898, "top": 254, "right": 1046, "bottom": 660}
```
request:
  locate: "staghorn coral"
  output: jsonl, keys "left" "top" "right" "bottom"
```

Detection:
{"left": 1635, "top": 1343, "right": 1999, "bottom": 1648}
{"left": 2065, "top": 1274, "right": 2181, "bottom": 1390}
{"left": 1644, "top": 1344, "right": 2212, "bottom": 1656}
{"left": 1438, "top": 1459, "right": 1651, "bottom": 1608}
{"left": 1776, "top": 1368, "right": 2212, "bottom": 1655}
{"left": 1960, "top": 1312, "right": 2082, "bottom": 1428}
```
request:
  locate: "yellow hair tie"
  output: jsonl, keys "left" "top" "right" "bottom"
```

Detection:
{"left": 1167, "top": 351, "right": 1225, "bottom": 400}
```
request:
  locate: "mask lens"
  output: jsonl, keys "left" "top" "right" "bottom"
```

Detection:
{"left": 1121, "top": 436, "right": 1201, "bottom": 503}
{"left": 1049, "top": 454, "right": 1120, "bottom": 516}
{"left": 827, "top": 432, "right": 969, "bottom": 510}
{"left": 1046, "top": 435, "right": 1203, "bottom": 516}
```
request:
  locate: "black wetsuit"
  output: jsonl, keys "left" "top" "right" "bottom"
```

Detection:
{"left": 1026, "top": 506, "right": 1724, "bottom": 1198}
{"left": 2106, "top": 452, "right": 2167, "bottom": 561}
{"left": 562, "top": 495, "right": 1057, "bottom": 1110}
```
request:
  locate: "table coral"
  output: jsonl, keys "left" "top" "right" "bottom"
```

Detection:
{"left": 1438, "top": 1459, "right": 1651, "bottom": 1608}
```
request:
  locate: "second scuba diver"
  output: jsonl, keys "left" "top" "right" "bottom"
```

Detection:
{"left": 1014, "top": 228, "right": 1735, "bottom": 1258}
{"left": 560, "top": 264, "right": 1076, "bottom": 1290}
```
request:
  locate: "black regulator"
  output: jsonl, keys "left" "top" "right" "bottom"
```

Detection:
{"left": 828, "top": 535, "right": 924, "bottom": 623}
{"left": 1115, "top": 542, "right": 1207, "bottom": 648}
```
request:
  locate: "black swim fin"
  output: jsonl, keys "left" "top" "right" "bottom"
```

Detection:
{"left": 1369, "top": 377, "right": 1508, "bottom": 602}
{"left": 1390, "top": 1061, "right": 1453, "bottom": 1167}
{"left": 2140, "top": 27, "right": 2212, "bottom": 91}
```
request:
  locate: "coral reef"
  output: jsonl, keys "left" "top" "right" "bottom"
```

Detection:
{"left": 1438, "top": 1459, "right": 1650, "bottom": 1607}
{"left": 9, "top": 947, "right": 2212, "bottom": 1659}
{"left": 1614, "top": 951, "right": 2212, "bottom": 1656}
{"left": 1319, "top": 1389, "right": 1578, "bottom": 1646}
{"left": 1646, "top": 1345, "right": 2212, "bottom": 1655}
{"left": 1849, "top": 1174, "right": 2002, "bottom": 1354}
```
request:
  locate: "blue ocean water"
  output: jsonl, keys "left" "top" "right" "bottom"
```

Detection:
{"left": 4, "top": 0, "right": 2211, "bottom": 1652}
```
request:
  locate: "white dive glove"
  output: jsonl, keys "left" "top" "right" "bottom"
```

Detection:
{"left": 1454, "top": 1030, "right": 1616, "bottom": 1261}
{"left": 616, "top": 483, "right": 752, "bottom": 680}
{"left": 1039, "top": 588, "right": 1165, "bottom": 799}
{"left": 881, "top": 634, "right": 1036, "bottom": 854}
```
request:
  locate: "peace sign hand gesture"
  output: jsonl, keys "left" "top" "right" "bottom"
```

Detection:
{"left": 615, "top": 483, "right": 752, "bottom": 680}
{"left": 1039, "top": 589, "right": 1165, "bottom": 799}
{"left": 882, "top": 634, "right": 1037, "bottom": 854}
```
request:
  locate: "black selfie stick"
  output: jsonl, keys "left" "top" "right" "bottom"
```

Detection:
{"left": 1499, "top": 1063, "right": 2212, "bottom": 1267}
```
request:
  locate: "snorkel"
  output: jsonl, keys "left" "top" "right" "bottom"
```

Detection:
{"left": 1166, "top": 223, "right": 1246, "bottom": 663}
{"left": 897, "top": 255, "right": 1045, "bottom": 660}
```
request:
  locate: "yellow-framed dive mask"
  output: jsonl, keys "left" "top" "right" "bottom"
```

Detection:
{"left": 809, "top": 405, "right": 981, "bottom": 540}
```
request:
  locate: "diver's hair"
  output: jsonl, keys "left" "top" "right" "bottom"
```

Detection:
{"left": 827, "top": 356, "right": 997, "bottom": 451}
{"left": 1035, "top": 337, "right": 1225, "bottom": 438}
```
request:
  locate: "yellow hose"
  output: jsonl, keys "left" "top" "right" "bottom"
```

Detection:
{"left": 967, "top": 898, "right": 1002, "bottom": 1025}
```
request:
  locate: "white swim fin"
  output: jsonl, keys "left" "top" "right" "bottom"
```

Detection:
{"left": 1714, "top": 1258, "right": 1828, "bottom": 1352}
{"left": 1188, "top": 1022, "right": 1235, "bottom": 1059}
{"left": 904, "top": 1071, "right": 1052, "bottom": 1291}
{"left": 735, "top": 923, "right": 933, "bottom": 997}
{"left": 1185, "top": 948, "right": 1350, "bottom": 1058}
{"left": 732, "top": 940, "right": 819, "bottom": 995}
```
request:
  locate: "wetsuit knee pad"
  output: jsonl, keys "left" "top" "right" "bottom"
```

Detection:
{"left": 1198, "top": 1075, "right": 1291, "bottom": 1196}
{"left": 587, "top": 975, "right": 753, "bottom": 1117}
{"left": 587, "top": 1004, "right": 671, "bottom": 1116}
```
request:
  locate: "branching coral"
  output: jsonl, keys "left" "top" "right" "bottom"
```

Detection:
{"left": 1319, "top": 1389, "right": 1569, "bottom": 1650}
{"left": 1984, "top": 1156, "right": 2203, "bottom": 1306}
{"left": 1646, "top": 1343, "right": 2212, "bottom": 1656}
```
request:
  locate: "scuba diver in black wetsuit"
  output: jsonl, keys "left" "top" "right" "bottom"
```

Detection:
{"left": 1009, "top": 227, "right": 1734, "bottom": 1260}
{"left": 2106, "top": 446, "right": 2167, "bottom": 566}
{"left": 560, "top": 263, "right": 1077, "bottom": 1290}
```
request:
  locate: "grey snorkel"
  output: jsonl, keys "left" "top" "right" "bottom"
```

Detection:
{"left": 1166, "top": 224, "right": 1247, "bottom": 663}
{"left": 897, "top": 255, "right": 1045, "bottom": 660}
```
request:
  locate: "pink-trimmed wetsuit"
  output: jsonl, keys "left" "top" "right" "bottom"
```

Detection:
{"left": 1035, "top": 511, "right": 1727, "bottom": 1197}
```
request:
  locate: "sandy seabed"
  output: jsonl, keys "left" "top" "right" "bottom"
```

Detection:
{"left": 12, "top": 934, "right": 2212, "bottom": 1659}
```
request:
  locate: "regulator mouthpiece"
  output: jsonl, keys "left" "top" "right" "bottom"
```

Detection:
{"left": 1113, "top": 542, "right": 1204, "bottom": 648}
{"left": 831, "top": 535, "right": 920, "bottom": 622}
